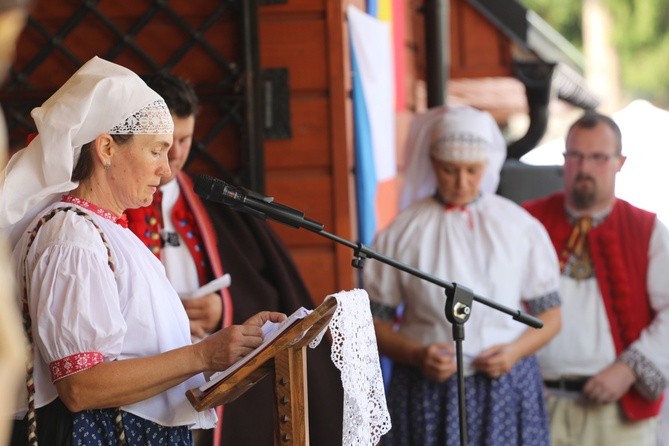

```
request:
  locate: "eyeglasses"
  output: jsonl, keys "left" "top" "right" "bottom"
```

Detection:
{"left": 563, "top": 151, "right": 619, "bottom": 165}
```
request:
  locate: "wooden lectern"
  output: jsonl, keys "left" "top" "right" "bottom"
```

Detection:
{"left": 186, "top": 297, "right": 338, "bottom": 445}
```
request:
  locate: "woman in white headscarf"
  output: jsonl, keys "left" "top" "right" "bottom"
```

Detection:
{"left": 1, "top": 57, "right": 285, "bottom": 446}
{"left": 363, "top": 105, "right": 562, "bottom": 446}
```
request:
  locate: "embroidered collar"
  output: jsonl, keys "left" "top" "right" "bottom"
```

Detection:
{"left": 432, "top": 192, "right": 480, "bottom": 211}
{"left": 61, "top": 195, "right": 129, "bottom": 228}
{"left": 564, "top": 205, "right": 611, "bottom": 228}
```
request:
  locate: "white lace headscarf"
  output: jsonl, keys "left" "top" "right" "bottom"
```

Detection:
{"left": 399, "top": 105, "right": 507, "bottom": 211}
{"left": 0, "top": 56, "right": 173, "bottom": 246}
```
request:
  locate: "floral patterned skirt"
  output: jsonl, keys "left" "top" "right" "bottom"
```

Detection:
{"left": 72, "top": 409, "right": 193, "bottom": 445}
{"left": 383, "top": 356, "right": 549, "bottom": 446}
{"left": 11, "top": 399, "right": 193, "bottom": 446}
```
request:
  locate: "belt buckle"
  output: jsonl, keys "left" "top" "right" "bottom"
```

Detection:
{"left": 556, "top": 377, "right": 570, "bottom": 391}
{"left": 545, "top": 376, "right": 589, "bottom": 393}
{"left": 558, "top": 376, "right": 588, "bottom": 392}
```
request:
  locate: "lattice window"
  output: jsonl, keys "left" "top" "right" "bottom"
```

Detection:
{"left": 1, "top": 0, "right": 266, "bottom": 190}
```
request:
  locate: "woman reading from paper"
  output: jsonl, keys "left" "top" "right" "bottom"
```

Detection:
{"left": 0, "top": 56, "right": 285, "bottom": 446}
{"left": 363, "top": 105, "right": 561, "bottom": 446}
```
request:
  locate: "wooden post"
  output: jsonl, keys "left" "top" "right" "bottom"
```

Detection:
{"left": 274, "top": 347, "right": 309, "bottom": 445}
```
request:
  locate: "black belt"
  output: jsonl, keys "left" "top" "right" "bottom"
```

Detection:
{"left": 544, "top": 377, "right": 590, "bottom": 392}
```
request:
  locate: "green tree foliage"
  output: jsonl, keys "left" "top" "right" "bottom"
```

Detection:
{"left": 520, "top": 0, "right": 583, "bottom": 48}
{"left": 604, "top": 0, "right": 669, "bottom": 102}
{"left": 521, "top": 0, "right": 669, "bottom": 104}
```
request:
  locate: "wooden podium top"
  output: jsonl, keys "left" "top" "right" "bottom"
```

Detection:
{"left": 186, "top": 297, "right": 338, "bottom": 411}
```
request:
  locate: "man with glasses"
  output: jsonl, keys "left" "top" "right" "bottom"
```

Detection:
{"left": 524, "top": 111, "right": 669, "bottom": 445}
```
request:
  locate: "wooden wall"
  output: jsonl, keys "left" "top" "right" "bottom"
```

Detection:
{"left": 5, "top": 0, "right": 518, "bottom": 305}
{"left": 257, "top": 0, "right": 517, "bottom": 301}
{"left": 256, "top": 0, "right": 515, "bottom": 300}
{"left": 258, "top": 0, "right": 358, "bottom": 302}
{"left": 5, "top": 0, "right": 361, "bottom": 304}
{"left": 372, "top": 0, "right": 516, "bottom": 233}
{"left": 449, "top": 0, "right": 513, "bottom": 79}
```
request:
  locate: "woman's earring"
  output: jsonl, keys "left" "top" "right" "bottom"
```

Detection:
{"left": 104, "top": 162, "right": 111, "bottom": 170}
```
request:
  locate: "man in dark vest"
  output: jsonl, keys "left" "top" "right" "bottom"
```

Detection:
{"left": 126, "top": 72, "right": 343, "bottom": 446}
{"left": 524, "top": 111, "right": 669, "bottom": 445}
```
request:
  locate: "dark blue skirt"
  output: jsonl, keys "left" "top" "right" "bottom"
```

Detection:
{"left": 383, "top": 356, "right": 549, "bottom": 446}
{"left": 72, "top": 409, "right": 193, "bottom": 445}
{"left": 11, "top": 399, "right": 193, "bottom": 446}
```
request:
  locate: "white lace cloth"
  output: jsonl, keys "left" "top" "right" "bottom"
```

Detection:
{"left": 311, "top": 289, "right": 391, "bottom": 446}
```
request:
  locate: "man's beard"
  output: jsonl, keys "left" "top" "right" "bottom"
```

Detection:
{"left": 570, "top": 174, "right": 596, "bottom": 209}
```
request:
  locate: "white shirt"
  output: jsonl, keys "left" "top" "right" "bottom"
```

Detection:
{"left": 11, "top": 200, "right": 216, "bottom": 428}
{"left": 159, "top": 179, "right": 200, "bottom": 298}
{"left": 363, "top": 194, "right": 560, "bottom": 375}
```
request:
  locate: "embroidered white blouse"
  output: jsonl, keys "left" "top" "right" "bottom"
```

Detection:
{"left": 11, "top": 198, "right": 216, "bottom": 428}
{"left": 363, "top": 194, "right": 560, "bottom": 375}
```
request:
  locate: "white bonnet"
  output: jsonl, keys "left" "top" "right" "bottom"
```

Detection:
{"left": 0, "top": 56, "right": 173, "bottom": 246}
{"left": 400, "top": 105, "right": 506, "bottom": 211}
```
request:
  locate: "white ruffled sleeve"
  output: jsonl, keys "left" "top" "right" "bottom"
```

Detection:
{"left": 521, "top": 217, "right": 561, "bottom": 303}
{"left": 26, "top": 215, "right": 126, "bottom": 380}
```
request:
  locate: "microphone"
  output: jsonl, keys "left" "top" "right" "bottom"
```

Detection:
{"left": 194, "top": 175, "right": 324, "bottom": 232}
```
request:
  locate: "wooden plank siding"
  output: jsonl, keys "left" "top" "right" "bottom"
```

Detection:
{"left": 5, "top": 0, "right": 523, "bottom": 306}
{"left": 6, "top": 0, "right": 361, "bottom": 305}
{"left": 259, "top": 0, "right": 358, "bottom": 303}
{"left": 449, "top": 0, "right": 514, "bottom": 79}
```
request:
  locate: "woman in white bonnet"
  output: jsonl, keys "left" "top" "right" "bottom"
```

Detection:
{"left": 363, "top": 105, "right": 562, "bottom": 446}
{"left": 1, "top": 56, "right": 285, "bottom": 446}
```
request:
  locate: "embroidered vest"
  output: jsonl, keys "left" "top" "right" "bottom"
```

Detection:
{"left": 126, "top": 172, "right": 233, "bottom": 330}
{"left": 524, "top": 192, "right": 661, "bottom": 420}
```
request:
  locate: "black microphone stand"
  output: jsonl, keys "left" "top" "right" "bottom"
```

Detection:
{"left": 195, "top": 177, "right": 543, "bottom": 446}
{"left": 311, "top": 229, "right": 541, "bottom": 446}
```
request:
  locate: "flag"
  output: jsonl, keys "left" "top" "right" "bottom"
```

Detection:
{"left": 368, "top": 0, "right": 405, "bottom": 111}
{"left": 347, "top": 5, "right": 396, "bottom": 246}
{"left": 349, "top": 4, "right": 398, "bottom": 390}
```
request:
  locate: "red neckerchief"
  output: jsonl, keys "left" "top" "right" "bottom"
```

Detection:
{"left": 434, "top": 193, "right": 473, "bottom": 228}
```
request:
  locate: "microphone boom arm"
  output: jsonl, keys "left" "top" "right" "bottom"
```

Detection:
{"left": 313, "top": 228, "right": 543, "bottom": 329}
{"left": 193, "top": 174, "right": 542, "bottom": 328}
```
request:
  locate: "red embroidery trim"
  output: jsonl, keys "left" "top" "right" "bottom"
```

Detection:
{"left": 126, "top": 190, "right": 163, "bottom": 257}
{"left": 443, "top": 203, "right": 473, "bottom": 229}
{"left": 594, "top": 222, "right": 643, "bottom": 349}
{"left": 171, "top": 191, "right": 208, "bottom": 284}
{"left": 126, "top": 188, "right": 209, "bottom": 283}
{"left": 443, "top": 203, "right": 467, "bottom": 212}
{"left": 61, "top": 195, "right": 127, "bottom": 227}
{"left": 50, "top": 352, "right": 103, "bottom": 381}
